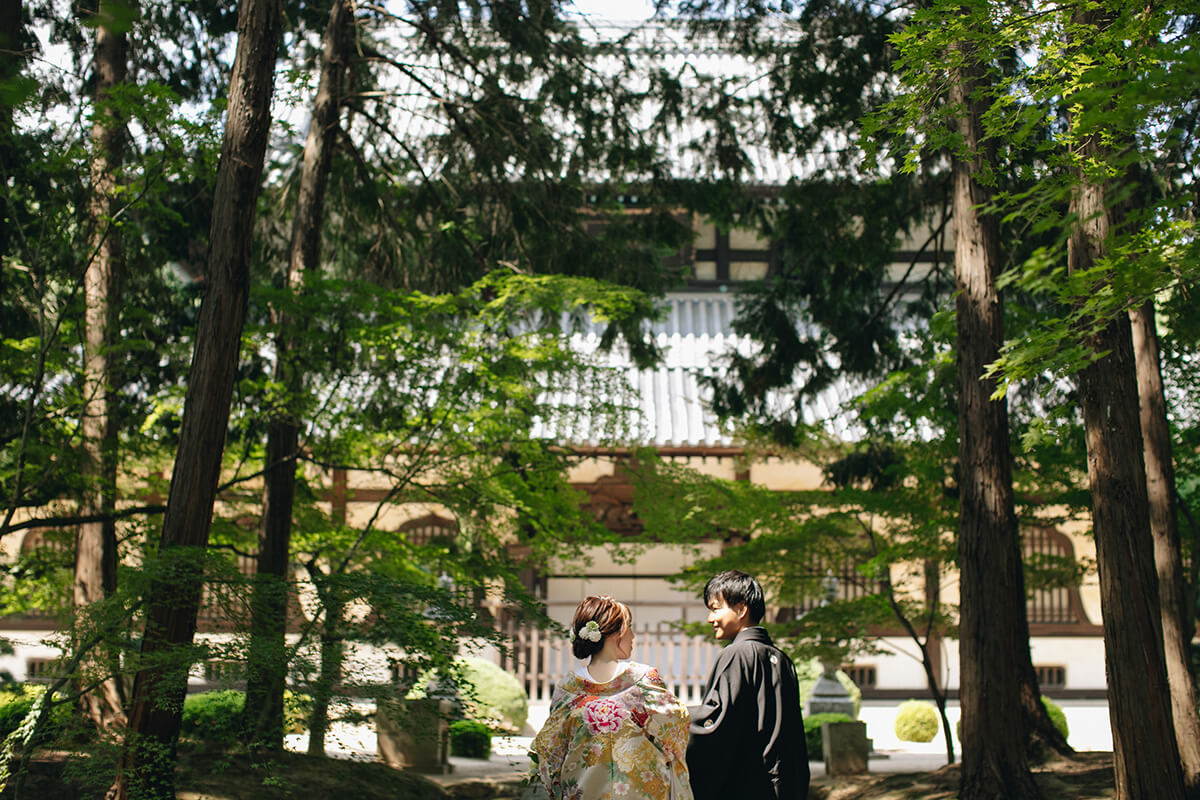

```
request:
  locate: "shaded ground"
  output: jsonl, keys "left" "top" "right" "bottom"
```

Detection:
{"left": 3, "top": 749, "right": 452, "bottom": 800}
{"left": 3, "top": 749, "right": 1116, "bottom": 799}
{"left": 810, "top": 752, "right": 1116, "bottom": 800}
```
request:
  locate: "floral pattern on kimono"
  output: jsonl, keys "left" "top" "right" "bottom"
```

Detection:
{"left": 530, "top": 661, "right": 693, "bottom": 800}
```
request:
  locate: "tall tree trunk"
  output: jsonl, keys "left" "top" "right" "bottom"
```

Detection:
{"left": 76, "top": 0, "right": 128, "bottom": 734}
{"left": 950, "top": 49, "right": 1042, "bottom": 800}
{"left": 1068, "top": 113, "right": 1185, "bottom": 800}
{"left": 306, "top": 582, "right": 345, "bottom": 757}
{"left": 0, "top": 0, "right": 21, "bottom": 283}
{"left": 1067, "top": 9, "right": 1185, "bottom": 799}
{"left": 1130, "top": 300, "right": 1200, "bottom": 797}
{"left": 242, "top": 0, "right": 354, "bottom": 751}
{"left": 109, "top": 0, "right": 282, "bottom": 796}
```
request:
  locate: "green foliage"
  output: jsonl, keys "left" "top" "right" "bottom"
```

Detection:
{"left": 0, "top": 685, "right": 70, "bottom": 745}
{"left": 181, "top": 690, "right": 245, "bottom": 749}
{"left": 868, "top": 0, "right": 1200, "bottom": 397}
{"left": 179, "top": 690, "right": 309, "bottom": 749}
{"left": 803, "top": 712, "right": 854, "bottom": 759}
{"left": 893, "top": 700, "right": 939, "bottom": 743}
{"left": 636, "top": 438, "right": 955, "bottom": 669}
{"left": 1042, "top": 696, "right": 1069, "bottom": 742}
{"left": 455, "top": 657, "right": 529, "bottom": 734}
{"left": 412, "top": 657, "right": 529, "bottom": 734}
{"left": 448, "top": 720, "right": 492, "bottom": 759}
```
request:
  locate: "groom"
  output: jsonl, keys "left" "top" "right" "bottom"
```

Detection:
{"left": 686, "top": 570, "right": 809, "bottom": 800}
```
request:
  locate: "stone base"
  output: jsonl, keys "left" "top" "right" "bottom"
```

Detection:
{"left": 377, "top": 698, "right": 454, "bottom": 774}
{"left": 822, "top": 720, "right": 869, "bottom": 776}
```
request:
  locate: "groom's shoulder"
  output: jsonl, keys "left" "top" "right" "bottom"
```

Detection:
{"left": 730, "top": 629, "right": 799, "bottom": 672}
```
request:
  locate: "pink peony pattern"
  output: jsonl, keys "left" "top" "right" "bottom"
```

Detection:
{"left": 530, "top": 661, "right": 693, "bottom": 800}
{"left": 582, "top": 697, "right": 628, "bottom": 734}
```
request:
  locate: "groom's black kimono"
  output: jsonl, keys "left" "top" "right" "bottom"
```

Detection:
{"left": 686, "top": 626, "right": 809, "bottom": 800}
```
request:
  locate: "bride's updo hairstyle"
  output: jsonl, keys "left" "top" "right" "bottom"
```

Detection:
{"left": 570, "top": 595, "right": 631, "bottom": 660}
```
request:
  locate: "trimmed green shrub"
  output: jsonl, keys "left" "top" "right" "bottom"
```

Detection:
{"left": 181, "top": 690, "right": 244, "bottom": 747}
{"left": 413, "top": 657, "right": 529, "bottom": 733}
{"left": 955, "top": 697, "right": 1070, "bottom": 745}
{"left": 1042, "top": 697, "right": 1069, "bottom": 742}
{"left": 0, "top": 685, "right": 70, "bottom": 745}
{"left": 449, "top": 719, "right": 492, "bottom": 758}
{"left": 893, "top": 700, "right": 939, "bottom": 743}
{"left": 180, "top": 690, "right": 310, "bottom": 749}
{"left": 803, "top": 712, "right": 854, "bottom": 759}
{"left": 459, "top": 657, "right": 528, "bottom": 733}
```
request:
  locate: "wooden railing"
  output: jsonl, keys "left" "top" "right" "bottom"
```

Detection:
{"left": 500, "top": 619, "right": 722, "bottom": 705}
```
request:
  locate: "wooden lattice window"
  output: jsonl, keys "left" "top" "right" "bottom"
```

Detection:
{"left": 777, "top": 551, "right": 887, "bottom": 620}
{"left": 25, "top": 658, "right": 59, "bottom": 682}
{"left": 389, "top": 661, "right": 422, "bottom": 690}
{"left": 842, "top": 664, "right": 877, "bottom": 689}
{"left": 1024, "top": 527, "right": 1089, "bottom": 625}
{"left": 202, "top": 660, "right": 243, "bottom": 684}
{"left": 1036, "top": 664, "right": 1067, "bottom": 690}
{"left": 401, "top": 515, "right": 457, "bottom": 547}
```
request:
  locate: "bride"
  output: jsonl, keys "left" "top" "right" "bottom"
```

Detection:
{"left": 530, "top": 596, "right": 694, "bottom": 800}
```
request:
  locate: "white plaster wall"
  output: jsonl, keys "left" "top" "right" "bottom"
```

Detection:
{"left": 749, "top": 457, "right": 825, "bottom": 491}
{"left": 730, "top": 261, "right": 768, "bottom": 281}
{"left": 0, "top": 631, "right": 60, "bottom": 682}
{"left": 850, "top": 635, "right": 1107, "bottom": 694}
{"left": 678, "top": 458, "right": 737, "bottom": 480}
{"left": 853, "top": 637, "right": 958, "bottom": 692}
{"left": 345, "top": 467, "right": 392, "bottom": 491}
{"left": 728, "top": 226, "right": 767, "bottom": 250}
{"left": 566, "top": 458, "right": 615, "bottom": 483}
{"left": 545, "top": 544, "right": 720, "bottom": 627}
{"left": 893, "top": 217, "right": 953, "bottom": 253}
{"left": 1030, "top": 636, "right": 1108, "bottom": 690}
{"left": 342, "top": 500, "right": 453, "bottom": 531}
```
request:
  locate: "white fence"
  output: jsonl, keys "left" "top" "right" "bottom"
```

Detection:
{"left": 501, "top": 621, "right": 722, "bottom": 705}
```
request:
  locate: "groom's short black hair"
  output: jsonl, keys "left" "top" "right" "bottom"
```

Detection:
{"left": 704, "top": 570, "right": 766, "bottom": 624}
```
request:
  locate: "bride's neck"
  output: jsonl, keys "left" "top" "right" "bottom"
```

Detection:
{"left": 586, "top": 652, "right": 621, "bottom": 683}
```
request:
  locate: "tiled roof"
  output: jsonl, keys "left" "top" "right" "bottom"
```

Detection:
{"left": 315, "top": 20, "right": 826, "bottom": 187}
{"left": 549, "top": 291, "right": 858, "bottom": 448}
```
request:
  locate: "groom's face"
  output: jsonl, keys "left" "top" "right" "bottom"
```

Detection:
{"left": 706, "top": 595, "right": 749, "bottom": 641}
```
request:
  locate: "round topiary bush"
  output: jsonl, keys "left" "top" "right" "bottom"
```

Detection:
{"left": 181, "top": 690, "right": 244, "bottom": 748}
{"left": 414, "top": 657, "right": 528, "bottom": 734}
{"left": 893, "top": 700, "right": 939, "bottom": 743}
{"left": 1042, "top": 696, "right": 1069, "bottom": 741}
{"left": 449, "top": 719, "right": 492, "bottom": 758}
{"left": 803, "top": 712, "right": 854, "bottom": 759}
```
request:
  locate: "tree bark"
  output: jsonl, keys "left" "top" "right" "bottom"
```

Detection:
{"left": 1130, "top": 300, "right": 1200, "bottom": 797}
{"left": 109, "top": 0, "right": 282, "bottom": 796}
{"left": 306, "top": 583, "right": 345, "bottom": 757}
{"left": 1069, "top": 121, "right": 1185, "bottom": 800}
{"left": 77, "top": 0, "right": 128, "bottom": 734}
{"left": 0, "top": 0, "right": 21, "bottom": 282}
{"left": 950, "top": 49, "right": 1043, "bottom": 800}
{"left": 242, "top": 0, "right": 354, "bottom": 751}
